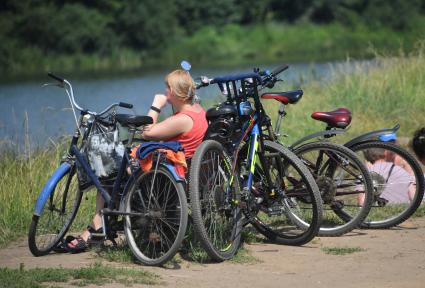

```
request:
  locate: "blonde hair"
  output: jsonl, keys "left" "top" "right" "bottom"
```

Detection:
{"left": 165, "top": 69, "right": 196, "bottom": 103}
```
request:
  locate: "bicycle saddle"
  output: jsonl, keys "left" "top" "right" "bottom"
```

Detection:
{"left": 260, "top": 89, "right": 303, "bottom": 105}
{"left": 311, "top": 108, "right": 352, "bottom": 128}
{"left": 115, "top": 114, "right": 153, "bottom": 127}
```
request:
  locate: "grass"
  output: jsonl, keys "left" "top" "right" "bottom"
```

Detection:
{"left": 95, "top": 244, "right": 134, "bottom": 264}
{"left": 412, "top": 205, "right": 425, "bottom": 218}
{"left": 263, "top": 42, "right": 425, "bottom": 145}
{"left": 229, "top": 247, "right": 261, "bottom": 264}
{"left": 0, "top": 138, "right": 96, "bottom": 247}
{"left": 322, "top": 246, "right": 365, "bottom": 255}
{"left": 0, "top": 262, "right": 159, "bottom": 288}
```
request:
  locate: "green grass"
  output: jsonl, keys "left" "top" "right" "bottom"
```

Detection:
{"left": 95, "top": 244, "right": 134, "bottom": 264}
{"left": 0, "top": 139, "right": 96, "bottom": 248}
{"left": 412, "top": 205, "right": 425, "bottom": 218}
{"left": 0, "top": 262, "right": 159, "bottom": 288}
{"left": 264, "top": 42, "right": 425, "bottom": 145}
{"left": 229, "top": 247, "right": 260, "bottom": 264}
{"left": 322, "top": 246, "right": 365, "bottom": 255}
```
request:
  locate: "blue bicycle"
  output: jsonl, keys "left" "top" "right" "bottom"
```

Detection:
{"left": 28, "top": 73, "right": 188, "bottom": 266}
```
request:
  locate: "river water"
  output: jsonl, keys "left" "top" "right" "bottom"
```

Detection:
{"left": 0, "top": 61, "right": 346, "bottom": 148}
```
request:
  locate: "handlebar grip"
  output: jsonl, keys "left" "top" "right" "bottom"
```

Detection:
{"left": 47, "top": 72, "right": 64, "bottom": 83}
{"left": 271, "top": 65, "right": 289, "bottom": 76}
{"left": 119, "top": 102, "right": 133, "bottom": 109}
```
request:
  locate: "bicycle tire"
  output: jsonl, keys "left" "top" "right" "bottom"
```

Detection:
{"left": 294, "top": 142, "right": 374, "bottom": 236}
{"left": 28, "top": 165, "right": 82, "bottom": 256}
{"left": 349, "top": 141, "right": 425, "bottom": 228}
{"left": 124, "top": 166, "right": 188, "bottom": 266}
{"left": 189, "top": 140, "right": 243, "bottom": 261}
{"left": 247, "top": 140, "right": 322, "bottom": 245}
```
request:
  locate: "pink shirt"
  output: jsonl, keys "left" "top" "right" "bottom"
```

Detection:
{"left": 369, "top": 161, "right": 413, "bottom": 203}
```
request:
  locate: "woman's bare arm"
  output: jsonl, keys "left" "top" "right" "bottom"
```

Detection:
{"left": 142, "top": 114, "right": 193, "bottom": 141}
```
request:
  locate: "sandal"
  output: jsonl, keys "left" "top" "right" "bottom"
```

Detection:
{"left": 65, "top": 235, "right": 88, "bottom": 254}
{"left": 53, "top": 239, "right": 69, "bottom": 253}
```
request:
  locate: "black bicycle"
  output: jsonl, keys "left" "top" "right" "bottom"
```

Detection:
{"left": 189, "top": 69, "right": 323, "bottom": 261}
{"left": 267, "top": 88, "right": 424, "bottom": 229}
{"left": 28, "top": 73, "right": 188, "bottom": 266}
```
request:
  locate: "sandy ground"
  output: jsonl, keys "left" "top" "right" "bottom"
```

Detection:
{"left": 1, "top": 217, "right": 425, "bottom": 288}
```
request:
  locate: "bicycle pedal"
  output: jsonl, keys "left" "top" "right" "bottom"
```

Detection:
{"left": 87, "top": 238, "right": 105, "bottom": 245}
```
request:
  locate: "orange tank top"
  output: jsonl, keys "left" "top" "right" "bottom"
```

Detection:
{"left": 168, "top": 108, "right": 208, "bottom": 158}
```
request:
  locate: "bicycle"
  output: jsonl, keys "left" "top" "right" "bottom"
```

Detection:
{"left": 220, "top": 66, "right": 373, "bottom": 237}
{"left": 189, "top": 70, "right": 323, "bottom": 261}
{"left": 28, "top": 73, "right": 188, "bottom": 266}
{"left": 268, "top": 89, "right": 424, "bottom": 229}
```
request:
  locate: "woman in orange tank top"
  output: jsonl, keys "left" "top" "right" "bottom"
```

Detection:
{"left": 142, "top": 69, "right": 208, "bottom": 158}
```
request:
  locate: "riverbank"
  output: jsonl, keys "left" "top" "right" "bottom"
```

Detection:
{"left": 2, "top": 22, "right": 425, "bottom": 81}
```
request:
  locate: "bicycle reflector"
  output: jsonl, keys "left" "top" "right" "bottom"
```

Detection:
{"left": 379, "top": 133, "right": 397, "bottom": 142}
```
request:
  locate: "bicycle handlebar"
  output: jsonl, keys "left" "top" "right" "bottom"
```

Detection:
{"left": 48, "top": 72, "right": 65, "bottom": 83}
{"left": 196, "top": 63, "right": 289, "bottom": 90}
{"left": 119, "top": 102, "right": 133, "bottom": 109}
{"left": 271, "top": 64, "right": 289, "bottom": 77}
{"left": 47, "top": 73, "right": 133, "bottom": 118}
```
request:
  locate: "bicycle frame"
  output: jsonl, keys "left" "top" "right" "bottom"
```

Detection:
{"left": 207, "top": 75, "right": 278, "bottom": 204}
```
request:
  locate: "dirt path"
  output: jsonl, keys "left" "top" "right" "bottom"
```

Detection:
{"left": 2, "top": 218, "right": 425, "bottom": 288}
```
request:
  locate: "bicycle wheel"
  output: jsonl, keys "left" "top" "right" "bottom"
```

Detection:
{"left": 246, "top": 140, "right": 322, "bottom": 245}
{"left": 189, "top": 140, "right": 242, "bottom": 261}
{"left": 294, "top": 142, "right": 374, "bottom": 236}
{"left": 124, "top": 166, "right": 188, "bottom": 266}
{"left": 28, "top": 164, "right": 82, "bottom": 256}
{"left": 349, "top": 141, "right": 425, "bottom": 228}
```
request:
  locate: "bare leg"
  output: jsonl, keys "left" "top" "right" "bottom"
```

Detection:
{"left": 69, "top": 191, "right": 104, "bottom": 247}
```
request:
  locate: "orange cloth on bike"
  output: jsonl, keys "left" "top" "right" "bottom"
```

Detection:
{"left": 130, "top": 146, "right": 187, "bottom": 178}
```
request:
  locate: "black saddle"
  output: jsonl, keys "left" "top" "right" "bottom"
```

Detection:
{"left": 115, "top": 114, "right": 153, "bottom": 127}
{"left": 260, "top": 89, "right": 303, "bottom": 105}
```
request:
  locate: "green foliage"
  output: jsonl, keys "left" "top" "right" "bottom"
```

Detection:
{"left": 0, "top": 0, "right": 424, "bottom": 76}
{"left": 116, "top": 0, "right": 178, "bottom": 51}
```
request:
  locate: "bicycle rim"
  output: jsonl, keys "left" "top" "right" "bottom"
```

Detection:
{"left": 189, "top": 140, "right": 242, "bottom": 261}
{"left": 295, "top": 142, "right": 373, "bottom": 236}
{"left": 28, "top": 165, "right": 82, "bottom": 256}
{"left": 124, "top": 167, "right": 188, "bottom": 266}
{"left": 247, "top": 140, "right": 322, "bottom": 245}
{"left": 350, "top": 141, "right": 425, "bottom": 228}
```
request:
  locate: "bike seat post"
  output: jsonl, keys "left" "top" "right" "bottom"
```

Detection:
{"left": 127, "top": 127, "right": 136, "bottom": 146}
{"left": 274, "top": 104, "right": 286, "bottom": 136}
{"left": 324, "top": 125, "right": 336, "bottom": 138}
